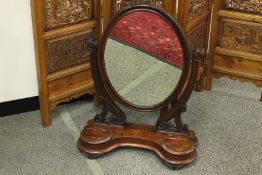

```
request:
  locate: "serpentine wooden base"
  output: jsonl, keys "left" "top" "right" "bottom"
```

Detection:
{"left": 77, "top": 120, "right": 197, "bottom": 169}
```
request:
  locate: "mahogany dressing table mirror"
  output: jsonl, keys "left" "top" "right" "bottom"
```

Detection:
{"left": 77, "top": 5, "right": 201, "bottom": 170}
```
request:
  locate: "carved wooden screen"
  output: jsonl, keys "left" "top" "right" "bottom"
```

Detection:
{"left": 207, "top": 0, "right": 262, "bottom": 101}
{"left": 31, "top": 0, "right": 101, "bottom": 126}
{"left": 102, "top": 0, "right": 177, "bottom": 30}
{"left": 177, "top": 0, "right": 212, "bottom": 91}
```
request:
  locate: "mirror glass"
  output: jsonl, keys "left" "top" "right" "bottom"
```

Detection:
{"left": 104, "top": 11, "right": 184, "bottom": 107}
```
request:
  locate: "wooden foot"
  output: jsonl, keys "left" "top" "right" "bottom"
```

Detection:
{"left": 77, "top": 120, "right": 197, "bottom": 169}
{"left": 260, "top": 91, "right": 262, "bottom": 102}
{"left": 205, "top": 56, "right": 214, "bottom": 91}
{"left": 41, "top": 118, "right": 52, "bottom": 127}
{"left": 40, "top": 104, "right": 52, "bottom": 127}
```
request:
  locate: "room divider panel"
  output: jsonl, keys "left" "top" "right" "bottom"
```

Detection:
{"left": 30, "top": 0, "right": 101, "bottom": 127}
{"left": 207, "top": 0, "right": 262, "bottom": 101}
{"left": 31, "top": 0, "right": 261, "bottom": 127}
{"left": 177, "top": 0, "right": 212, "bottom": 91}
{"left": 101, "top": 0, "right": 177, "bottom": 30}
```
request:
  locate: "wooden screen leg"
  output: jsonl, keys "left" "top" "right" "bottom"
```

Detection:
{"left": 40, "top": 102, "right": 52, "bottom": 127}
{"left": 195, "top": 79, "right": 204, "bottom": 92}
{"left": 205, "top": 75, "right": 213, "bottom": 90}
{"left": 205, "top": 59, "right": 213, "bottom": 90}
{"left": 195, "top": 66, "right": 204, "bottom": 92}
{"left": 260, "top": 91, "right": 262, "bottom": 102}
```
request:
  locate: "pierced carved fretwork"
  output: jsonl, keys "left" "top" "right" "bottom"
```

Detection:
{"left": 113, "top": 0, "right": 165, "bottom": 13}
{"left": 45, "top": 0, "right": 92, "bottom": 30}
{"left": 189, "top": 0, "right": 209, "bottom": 21}
{"left": 47, "top": 30, "right": 94, "bottom": 74}
{"left": 223, "top": 0, "right": 262, "bottom": 14}
{"left": 188, "top": 22, "right": 207, "bottom": 51}
{"left": 157, "top": 120, "right": 189, "bottom": 133}
{"left": 219, "top": 20, "right": 262, "bottom": 55}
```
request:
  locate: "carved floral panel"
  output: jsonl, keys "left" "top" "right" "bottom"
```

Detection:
{"left": 45, "top": 0, "right": 92, "bottom": 30}
{"left": 223, "top": 0, "right": 262, "bottom": 14}
{"left": 113, "top": 0, "right": 165, "bottom": 13}
{"left": 219, "top": 19, "right": 262, "bottom": 55}
{"left": 188, "top": 22, "right": 207, "bottom": 51}
{"left": 47, "top": 30, "right": 94, "bottom": 74}
{"left": 189, "top": 0, "right": 209, "bottom": 21}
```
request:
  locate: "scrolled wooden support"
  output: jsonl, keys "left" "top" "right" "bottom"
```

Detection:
{"left": 88, "top": 39, "right": 126, "bottom": 125}
{"left": 155, "top": 48, "right": 201, "bottom": 133}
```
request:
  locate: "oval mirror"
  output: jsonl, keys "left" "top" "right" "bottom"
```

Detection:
{"left": 103, "top": 10, "right": 185, "bottom": 108}
{"left": 79, "top": 5, "right": 200, "bottom": 169}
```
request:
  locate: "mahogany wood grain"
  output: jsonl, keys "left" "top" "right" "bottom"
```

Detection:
{"left": 78, "top": 120, "right": 197, "bottom": 169}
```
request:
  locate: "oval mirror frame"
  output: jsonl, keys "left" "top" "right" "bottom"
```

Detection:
{"left": 98, "top": 5, "right": 191, "bottom": 111}
{"left": 78, "top": 4, "right": 201, "bottom": 169}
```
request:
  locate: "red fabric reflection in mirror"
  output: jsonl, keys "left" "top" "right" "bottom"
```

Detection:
{"left": 109, "top": 11, "right": 183, "bottom": 69}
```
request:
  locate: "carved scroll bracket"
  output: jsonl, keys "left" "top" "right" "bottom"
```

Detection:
{"left": 155, "top": 49, "right": 201, "bottom": 134}
{"left": 88, "top": 39, "right": 127, "bottom": 126}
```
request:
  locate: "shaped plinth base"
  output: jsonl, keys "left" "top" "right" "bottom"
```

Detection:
{"left": 77, "top": 120, "right": 197, "bottom": 170}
